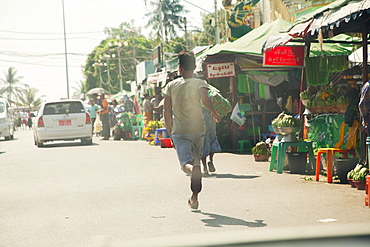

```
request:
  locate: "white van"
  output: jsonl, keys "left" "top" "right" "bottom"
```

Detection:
{"left": 0, "top": 98, "right": 15, "bottom": 140}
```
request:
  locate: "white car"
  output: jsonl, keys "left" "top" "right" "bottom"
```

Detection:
{"left": 33, "top": 100, "right": 93, "bottom": 147}
{"left": 0, "top": 98, "right": 15, "bottom": 140}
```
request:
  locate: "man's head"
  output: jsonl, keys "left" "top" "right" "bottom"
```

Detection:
{"left": 178, "top": 51, "right": 196, "bottom": 75}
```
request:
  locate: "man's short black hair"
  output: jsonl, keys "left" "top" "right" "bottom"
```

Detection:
{"left": 178, "top": 50, "right": 196, "bottom": 71}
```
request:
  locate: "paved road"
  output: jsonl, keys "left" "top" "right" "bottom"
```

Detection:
{"left": 1, "top": 129, "right": 369, "bottom": 247}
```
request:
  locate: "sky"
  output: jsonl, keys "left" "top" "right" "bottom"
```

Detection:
{"left": 0, "top": 0, "right": 223, "bottom": 102}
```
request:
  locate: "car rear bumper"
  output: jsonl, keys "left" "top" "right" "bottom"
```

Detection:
{"left": 36, "top": 126, "right": 92, "bottom": 142}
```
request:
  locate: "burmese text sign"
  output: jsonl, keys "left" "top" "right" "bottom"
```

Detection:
{"left": 263, "top": 46, "right": 305, "bottom": 67}
{"left": 206, "top": 62, "right": 236, "bottom": 79}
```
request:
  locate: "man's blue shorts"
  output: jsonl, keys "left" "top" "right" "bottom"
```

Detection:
{"left": 171, "top": 132, "right": 205, "bottom": 167}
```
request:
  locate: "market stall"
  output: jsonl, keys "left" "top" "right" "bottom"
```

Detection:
{"left": 200, "top": 18, "right": 357, "bottom": 151}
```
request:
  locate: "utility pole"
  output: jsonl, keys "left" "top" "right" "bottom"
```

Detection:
{"left": 159, "top": 0, "right": 166, "bottom": 68}
{"left": 214, "top": 0, "right": 220, "bottom": 44}
{"left": 184, "top": 17, "right": 188, "bottom": 50}
{"left": 62, "top": 0, "right": 70, "bottom": 98}
{"left": 131, "top": 19, "right": 137, "bottom": 83}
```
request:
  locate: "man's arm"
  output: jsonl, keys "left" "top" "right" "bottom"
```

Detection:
{"left": 163, "top": 95, "right": 172, "bottom": 136}
{"left": 199, "top": 87, "right": 221, "bottom": 122}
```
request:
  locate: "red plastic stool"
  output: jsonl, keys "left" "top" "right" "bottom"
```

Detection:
{"left": 365, "top": 175, "right": 370, "bottom": 207}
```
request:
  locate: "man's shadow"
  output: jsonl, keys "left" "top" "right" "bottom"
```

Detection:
{"left": 193, "top": 211, "right": 266, "bottom": 228}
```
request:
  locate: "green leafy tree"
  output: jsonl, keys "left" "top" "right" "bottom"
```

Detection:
{"left": 19, "top": 84, "right": 44, "bottom": 109}
{"left": 84, "top": 25, "right": 154, "bottom": 94}
{"left": 0, "top": 67, "right": 24, "bottom": 106}
{"left": 145, "top": 0, "right": 188, "bottom": 42}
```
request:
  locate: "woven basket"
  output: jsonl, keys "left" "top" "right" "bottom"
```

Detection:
{"left": 336, "top": 104, "right": 349, "bottom": 114}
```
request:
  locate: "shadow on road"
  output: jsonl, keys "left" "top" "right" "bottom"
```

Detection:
{"left": 203, "top": 174, "right": 259, "bottom": 179}
{"left": 194, "top": 211, "right": 267, "bottom": 228}
{"left": 39, "top": 142, "right": 99, "bottom": 148}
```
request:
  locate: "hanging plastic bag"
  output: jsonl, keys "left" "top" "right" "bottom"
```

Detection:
{"left": 94, "top": 114, "right": 103, "bottom": 134}
{"left": 230, "top": 103, "right": 246, "bottom": 126}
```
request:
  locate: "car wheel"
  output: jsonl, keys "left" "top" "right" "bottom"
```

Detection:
{"left": 37, "top": 141, "right": 44, "bottom": 147}
{"left": 4, "top": 136, "right": 10, "bottom": 140}
{"left": 10, "top": 134, "right": 14, "bottom": 140}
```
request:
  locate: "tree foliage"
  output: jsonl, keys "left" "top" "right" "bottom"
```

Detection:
{"left": 0, "top": 67, "right": 43, "bottom": 109}
{"left": 83, "top": 24, "right": 155, "bottom": 95}
{"left": 0, "top": 67, "right": 24, "bottom": 106}
{"left": 145, "top": 0, "right": 189, "bottom": 42}
{"left": 19, "top": 84, "right": 44, "bottom": 109}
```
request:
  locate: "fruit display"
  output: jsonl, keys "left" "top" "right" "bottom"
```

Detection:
{"left": 271, "top": 112, "right": 301, "bottom": 127}
{"left": 300, "top": 84, "right": 352, "bottom": 114}
{"left": 347, "top": 164, "right": 369, "bottom": 182}
{"left": 252, "top": 141, "right": 270, "bottom": 155}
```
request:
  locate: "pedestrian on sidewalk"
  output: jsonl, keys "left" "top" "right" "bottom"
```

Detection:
{"left": 163, "top": 50, "right": 220, "bottom": 209}
{"left": 98, "top": 93, "right": 110, "bottom": 140}
{"left": 201, "top": 107, "right": 221, "bottom": 175}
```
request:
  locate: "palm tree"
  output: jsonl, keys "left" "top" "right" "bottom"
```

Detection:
{"left": 145, "top": 0, "right": 188, "bottom": 42}
{"left": 0, "top": 67, "right": 24, "bottom": 106}
{"left": 72, "top": 80, "right": 87, "bottom": 100}
{"left": 19, "top": 84, "right": 44, "bottom": 109}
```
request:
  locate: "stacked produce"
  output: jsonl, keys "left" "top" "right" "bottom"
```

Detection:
{"left": 347, "top": 164, "right": 369, "bottom": 182}
{"left": 251, "top": 141, "right": 270, "bottom": 155}
{"left": 271, "top": 112, "right": 301, "bottom": 127}
{"left": 300, "top": 84, "right": 351, "bottom": 114}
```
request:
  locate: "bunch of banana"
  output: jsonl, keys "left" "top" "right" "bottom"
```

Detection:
{"left": 272, "top": 113, "right": 301, "bottom": 127}
{"left": 337, "top": 95, "right": 351, "bottom": 105}
{"left": 271, "top": 112, "right": 287, "bottom": 127}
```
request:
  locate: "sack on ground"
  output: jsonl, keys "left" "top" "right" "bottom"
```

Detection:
{"left": 230, "top": 103, "right": 246, "bottom": 126}
{"left": 208, "top": 85, "right": 232, "bottom": 118}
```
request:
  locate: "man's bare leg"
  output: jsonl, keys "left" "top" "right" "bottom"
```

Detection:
{"left": 181, "top": 164, "right": 202, "bottom": 209}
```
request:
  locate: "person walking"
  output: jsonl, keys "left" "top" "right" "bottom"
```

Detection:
{"left": 87, "top": 99, "right": 99, "bottom": 134}
{"left": 151, "top": 94, "right": 162, "bottom": 121}
{"left": 142, "top": 93, "right": 153, "bottom": 125}
{"left": 98, "top": 93, "right": 110, "bottom": 140}
{"left": 163, "top": 50, "right": 220, "bottom": 210}
{"left": 201, "top": 107, "right": 222, "bottom": 175}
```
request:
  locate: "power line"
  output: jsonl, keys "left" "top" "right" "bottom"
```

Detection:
{"left": 182, "top": 0, "right": 212, "bottom": 14}
{"left": 0, "top": 29, "right": 103, "bottom": 35}
{"left": 0, "top": 34, "right": 103, "bottom": 41}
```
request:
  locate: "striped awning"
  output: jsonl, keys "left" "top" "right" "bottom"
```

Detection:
{"left": 263, "top": 0, "right": 370, "bottom": 50}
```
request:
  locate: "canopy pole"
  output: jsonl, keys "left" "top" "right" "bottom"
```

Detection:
{"left": 360, "top": 20, "right": 369, "bottom": 163}
{"left": 299, "top": 38, "right": 311, "bottom": 139}
{"left": 231, "top": 76, "right": 238, "bottom": 151}
{"left": 362, "top": 21, "right": 368, "bottom": 84}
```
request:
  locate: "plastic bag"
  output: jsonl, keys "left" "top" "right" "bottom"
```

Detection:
{"left": 230, "top": 103, "right": 246, "bottom": 126}
{"left": 94, "top": 114, "right": 103, "bottom": 133}
{"left": 208, "top": 85, "right": 232, "bottom": 118}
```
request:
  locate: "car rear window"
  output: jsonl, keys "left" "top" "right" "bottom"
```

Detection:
{"left": 43, "top": 102, "right": 85, "bottom": 115}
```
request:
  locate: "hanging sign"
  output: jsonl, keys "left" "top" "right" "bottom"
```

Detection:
{"left": 263, "top": 46, "right": 305, "bottom": 67}
{"left": 206, "top": 62, "right": 236, "bottom": 79}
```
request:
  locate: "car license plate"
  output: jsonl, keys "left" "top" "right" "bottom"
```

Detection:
{"left": 59, "top": 120, "right": 71, "bottom": 126}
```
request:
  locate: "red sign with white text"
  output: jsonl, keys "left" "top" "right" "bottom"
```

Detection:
{"left": 206, "top": 62, "right": 236, "bottom": 79}
{"left": 263, "top": 46, "right": 305, "bottom": 67}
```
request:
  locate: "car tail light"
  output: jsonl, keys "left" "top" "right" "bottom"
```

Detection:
{"left": 38, "top": 116, "right": 44, "bottom": 127}
{"left": 85, "top": 113, "right": 91, "bottom": 124}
